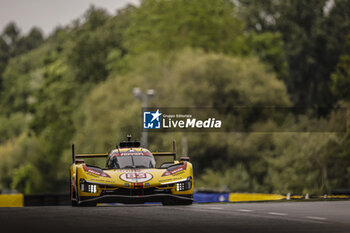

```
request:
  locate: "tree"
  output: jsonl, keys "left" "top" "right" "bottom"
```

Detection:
{"left": 331, "top": 36, "right": 350, "bottom": 101}
{"left": 14, "top": 27, "right": 44, "bottom": 55}
{"left": 124, "top": 0, "right": 287, "bottom": 80}
{"left": 0, "top": 23, "right": 44, "bottom": 97}
{"left": 125, "top": 0, "right": 244, "bottom": 54}
{"left": 67, "top": 5, "right": 133, "bottom": 84}
{"left": 0, "top": 37, "right": 9, "bottom": 91}
{"left": 239, "top": 0, "right": 350, "bottom": 106}
{"left": 2, "top": 22, "right": 20, "bottom": 47}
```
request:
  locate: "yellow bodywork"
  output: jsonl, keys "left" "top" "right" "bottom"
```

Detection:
{"left": 70, "top": 147, "right": 193, "bottom": 202}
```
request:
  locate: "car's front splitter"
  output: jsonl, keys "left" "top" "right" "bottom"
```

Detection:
{"left": 79, "top": 193, "right": 193, "bottom": 204}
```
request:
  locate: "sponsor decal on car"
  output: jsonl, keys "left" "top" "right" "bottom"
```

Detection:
{"left": 89, "top": 178, "right": 114, "bottom": 183}
{"left": 83, "top": 164, "right": 111, "bottom": 178}
{"left": 162, "top": 163, "right": 187, "bottom": 176}
{"left": 120, "top": 172, "right": 153, "bottom": 183}
{"left": 111, "top": 151, "right": 153, "bottom": 157}
{"left": 119, "top": 169, "right": 141, "bottom": 172}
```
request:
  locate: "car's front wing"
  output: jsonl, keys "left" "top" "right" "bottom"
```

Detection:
{"left": 79, "top": 193, "right": 193, "bottom": 204}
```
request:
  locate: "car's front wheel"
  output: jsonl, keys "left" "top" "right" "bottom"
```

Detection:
{"left": 72, "top": 168, "right": 96, "bottom": 207}
{"left": 70, "top": 170, "right": 78, "bottom": 207}
{"left": 162, "top": 198, "right": 193, "bottom": 206}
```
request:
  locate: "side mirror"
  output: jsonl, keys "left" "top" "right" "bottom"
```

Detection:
{"left": 75, "top": 159, "right": 85, "bottom": 164}
{"left": 180, "top": 156, "right": 190, "bottom": 162}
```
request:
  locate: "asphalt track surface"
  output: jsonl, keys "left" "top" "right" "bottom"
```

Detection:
{"left": 1, "top": 201, "right": 349, "bottom": 233}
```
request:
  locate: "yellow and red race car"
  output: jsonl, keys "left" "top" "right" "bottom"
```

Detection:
{"left": 70, "top": 136, "right": 193, "bottom": 206}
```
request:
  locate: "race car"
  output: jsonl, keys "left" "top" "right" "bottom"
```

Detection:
{"left": 70, "top": 135, "right": 193, "bottom": 206}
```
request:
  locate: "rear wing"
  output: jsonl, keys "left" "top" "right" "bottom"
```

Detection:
{"left": 72, "top": 144, "right": 108, "bottom": 163}
{"left": 153, "top": 141, "right": 177, "bottom": 168}
{"left": 72, "top": 140, "right": 178, "bottom": 165}
{"left": 152, "top": 140, "right": 177, "bottom": 161}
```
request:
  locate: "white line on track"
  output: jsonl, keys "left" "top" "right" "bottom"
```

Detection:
{"left": 209, "top": 207, "right": 223, "bottom": 210}
{"left": 306, "top": 216, "right": 327, "bottom": 221}
{"left": 267, "top": 212, "right": 288, "bottom": 216}
{"left": 237, "top": 209, "right": 254, "bottom": 212}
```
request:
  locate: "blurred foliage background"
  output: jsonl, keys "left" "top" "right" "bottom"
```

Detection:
{"left": 0, "top": 0, "right": 349, "bottom": 195}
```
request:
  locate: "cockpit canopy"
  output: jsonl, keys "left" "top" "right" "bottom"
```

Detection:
{"left": 106, "top": 149, "right": 156, "bottom": 169}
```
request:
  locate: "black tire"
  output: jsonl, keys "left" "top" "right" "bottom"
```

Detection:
{"left": 162, "top": 199, "right": 193, "bottom": 206}
{"left": 77, "top": 201, "right": 97, "bottom": 207}
{"left": 71, "top": 200, "right": 78, "bottom": 207}
{"left": 70, "top": 169, "right": 78, "bottom": 207}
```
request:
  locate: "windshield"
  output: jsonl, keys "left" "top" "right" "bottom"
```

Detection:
{"left": 108, "top": 155, "right": 156, "bottom": 169}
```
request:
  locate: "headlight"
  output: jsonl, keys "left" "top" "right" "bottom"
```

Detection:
{"left": 87, "top": 184, "right": 97, "bottom": 193}
{"left": 80, "top": 180, "right": 98, "bottom": 193}
{"left": 176, "top": 177, "right": 192, "bottom": 191}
